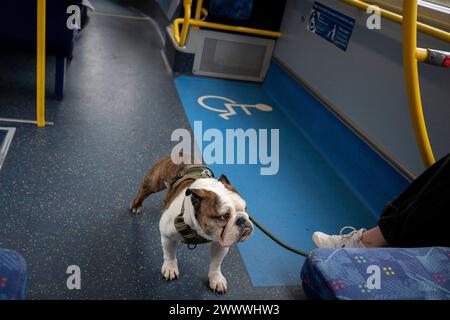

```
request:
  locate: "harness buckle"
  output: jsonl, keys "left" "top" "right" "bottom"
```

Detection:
{"left": 201, "top": 169, "right": 213, "bottom": 178}
{"left": 187, "top": 243, "right": 197, "bottom": 250}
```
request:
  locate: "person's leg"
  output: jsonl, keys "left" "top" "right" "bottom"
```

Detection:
{"left": 377, "top": 154, "right": 450, "bottom": 248}
{"left": 312, "top": 227, "right": 366, "bottom": 248}
{"left": 312, "top": 226, "right": 388, "bottom": 248}
{"left": 313, "top": 154, "right": 450, "bottom": 249}
{"left": 361, "top": 227, "right": 388, "bottom": 247}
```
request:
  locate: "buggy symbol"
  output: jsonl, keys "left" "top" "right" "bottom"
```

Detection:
{"left": 197, "top": 95, "right": 273, "bottom": 120}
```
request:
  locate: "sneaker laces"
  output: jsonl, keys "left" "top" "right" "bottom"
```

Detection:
{"left": 339, "top": 226, "right": 360, "bottom": 239}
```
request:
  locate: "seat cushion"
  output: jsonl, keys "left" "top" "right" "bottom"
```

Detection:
{"left": 0, "top": 249, "right": 28, "bottom": 300}
{"left": 301, "top": 247, "right": 450, "bottom": 300}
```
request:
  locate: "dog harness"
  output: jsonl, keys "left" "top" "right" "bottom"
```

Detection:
{"left": 165, "top": 164, "right": 214, "bottom": 249}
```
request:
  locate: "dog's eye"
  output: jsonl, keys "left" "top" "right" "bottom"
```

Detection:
{"left": 216, "top": 212, "right": 230, "bottom": 221}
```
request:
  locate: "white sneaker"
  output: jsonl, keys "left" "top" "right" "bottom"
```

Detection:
{"left": 312, "top": 226, "right": 366, "bottom": 248}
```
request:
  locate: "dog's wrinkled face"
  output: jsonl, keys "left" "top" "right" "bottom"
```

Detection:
{"left": 186, "top": 175, "right": 254, "bottom": 247}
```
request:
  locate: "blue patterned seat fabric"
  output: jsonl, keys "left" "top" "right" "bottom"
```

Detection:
{"left": 0, "top": 249, "right": 28, "bottom": 300}
{"left": 301, "top": 247, "right": 450, "bottom": 300}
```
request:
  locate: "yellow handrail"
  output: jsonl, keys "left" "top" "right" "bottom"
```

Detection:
{"left": 36, "top": 0, "right": 46, "bottom": 127}
{"left": 403, "top": 0, "right": 436, "bottom": 167}
{"left": 194, "top": 0, "right": 203, "bottom": 21}
{"left": 174, "top": 0, "right": 281, "bottom": 47}
{"left": 179, "top": 0, "right": 193, "bottom": 47}
{"left": 342, "top": 0, "right": 438, "bottom": 166}
{"left": 193, "top": 0, "right": 208, "bottom": 29}
{"left": 341, "top": 0, "right": 450, "bottom": 44}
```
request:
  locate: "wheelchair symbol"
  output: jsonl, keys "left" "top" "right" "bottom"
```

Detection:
{"left": 197, "top": 95, "right": 273, "bottom": 120}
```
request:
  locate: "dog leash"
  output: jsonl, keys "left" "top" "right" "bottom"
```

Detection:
{"left": 248, "top": 215, "right": 310, "bottom": 257}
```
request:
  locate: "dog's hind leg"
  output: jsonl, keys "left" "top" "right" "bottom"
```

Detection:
{"left": 130, "top": 157, "right": 187, "bottom": 214}
{"left": 130, "top": 174, "right": 155, "bottom": 214}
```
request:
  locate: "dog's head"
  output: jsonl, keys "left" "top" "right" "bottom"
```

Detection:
{"left": 186, "top": 175, "right": 254, "bottom": 247}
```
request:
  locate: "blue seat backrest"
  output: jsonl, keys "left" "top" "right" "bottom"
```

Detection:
{"left": 0, "top": 0, "right": 82, "bottom": 57}
{"left": 0, "top": 249, "right": 28, "bottom": 300}
{"left": 209, "top": 0, "right": 254, "bottom": 20}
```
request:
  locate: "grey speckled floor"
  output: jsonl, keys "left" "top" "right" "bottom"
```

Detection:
{"left": 0, "top": 0, "right": 304, "bottom": 300}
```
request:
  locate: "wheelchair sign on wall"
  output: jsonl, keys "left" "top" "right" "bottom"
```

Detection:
{"left": 308, "top": 1, "right": 356, "bottom": 51}
{"left": 197, "top": 96, "right": 273, "bottom": 120}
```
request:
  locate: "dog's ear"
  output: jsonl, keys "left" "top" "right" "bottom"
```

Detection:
{"left": 186, "top": 188, "right": 213, "bottom": 210}
{"left": 218, "top": 174, "right": 236, "bottom": 192}
{"left": 219, "top": 174, "right": 232, "bottom": 186}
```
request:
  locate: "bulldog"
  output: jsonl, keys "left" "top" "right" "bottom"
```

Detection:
{"left": 130, "top": 155, "right": 254, "bottom": 293}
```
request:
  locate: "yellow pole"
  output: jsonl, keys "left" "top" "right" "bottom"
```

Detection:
{"left": 37, "top": 0, "right": 46, "bottom": 127}
{"left": 174, "top": 18, "right": 182, "bottom": 44}
{"left": 403, "top": 1, "right": 435, "bottom": 167}
{"left": 194, "top": 0, "right": 203, "bottom": 20}
{"left": 415, "top": 48, "right": 429, "bottom": 63}
{"left": 341, "top": 0, "right": 450, "bottom": 44}
{"left": 193, "top": 0, "right": 203, "bottom": 30}
{"left": 180, "top": 0, "right": 193, "bottom": 46}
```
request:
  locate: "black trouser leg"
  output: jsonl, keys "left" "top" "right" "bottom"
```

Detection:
{"left": 378, "top": 154, "right": 450, "bottom": 248}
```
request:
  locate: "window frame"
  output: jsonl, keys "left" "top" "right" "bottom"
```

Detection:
{"left": 366, "top": 0, "right": 450, "bottom": 33}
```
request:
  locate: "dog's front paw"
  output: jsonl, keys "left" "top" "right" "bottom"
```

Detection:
{"left": 130, "top": 202, "right": 143, "bottom": 214}
{"left": 208, "top": 271, "right": 228, "bottom": 293}
{"left": 161, "top": 260, "right": 179, "bottom": 281}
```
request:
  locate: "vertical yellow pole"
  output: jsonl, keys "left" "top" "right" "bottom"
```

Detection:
{"left": 402, "top": 0, "right": 435, "bottom": 167}
{"left": 194, "top": 0, "right": 203, "bottom": 20}
{"left": 37, "top": 0, "right": 46, "bottom": 127}
{"left": 180, "top": 0, "right": 193, "bottom": 46}
{"left": 193, "top": 0, "right": 203, "bottom": 30}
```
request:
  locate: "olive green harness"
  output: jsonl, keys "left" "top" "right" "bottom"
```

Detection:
{"left": 165, "top": 164, "right": 214, "bottom": 248}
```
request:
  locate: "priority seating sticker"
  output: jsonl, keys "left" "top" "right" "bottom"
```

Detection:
{"left": 308, "top": 1, "right": 356, "bottom": 51}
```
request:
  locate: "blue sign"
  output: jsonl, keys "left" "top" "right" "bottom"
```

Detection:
{"left": 308, "top": 1, "right": 355, "bottom": 51}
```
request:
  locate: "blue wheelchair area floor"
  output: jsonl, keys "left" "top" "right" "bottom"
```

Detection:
{"left": 174, "top": 75, "right": 378, "bottom": 287}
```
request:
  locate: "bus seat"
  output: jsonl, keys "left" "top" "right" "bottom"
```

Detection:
{"left": 301, "top": 247, "right": 450, "bottom": 300}
{"left": 0, "top": 0, "right": 84, "bottom": 100}
{"left": 0, "top": 249, "right": 28, "bottom": 300}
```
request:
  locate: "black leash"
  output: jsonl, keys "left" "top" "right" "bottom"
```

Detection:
{"left": 249, "top": 215, "right": 310, "bottom": 257}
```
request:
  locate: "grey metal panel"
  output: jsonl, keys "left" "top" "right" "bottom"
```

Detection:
{"left": 274, "top": 0, "right": 450, "bottom": 176}
{"left": 192, "top": 29, "right": 275, "bottom": 82}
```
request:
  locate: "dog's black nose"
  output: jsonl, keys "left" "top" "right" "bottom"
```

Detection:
{"left": 236, "top": 216, "right": 247, "bottom": 226}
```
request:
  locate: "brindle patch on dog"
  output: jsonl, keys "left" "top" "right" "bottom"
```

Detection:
{"left": 186, "top": 188, "right": 221, "bottom": 236}
{"left": 130, "top": 154, "right": 200, "bottom": 213}
{"left": 130, "top": 157, "right": 184, "bottom": 213}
